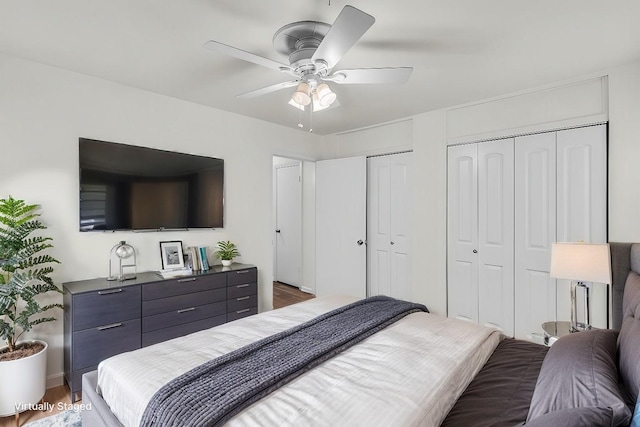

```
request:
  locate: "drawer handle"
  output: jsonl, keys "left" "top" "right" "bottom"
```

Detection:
{"left": 236, "top": 284, "right": 250, "bottom": 289}
{"left": 178, "top": 307, "right": 196, "bottom": 313}
{"left": 98, "top": 289, "right": 123, "bottom": 295}
{"left": 236, "top": 309, "right": 250, "bottom": 314}
{"left": 177, "top": 278, "right": 197, "bottom": 283}
{"left": 98, "top": 323, "right": 123, "bottom": 331}
{"left": 236, "top": 270, "right": 250, "bottom": 274}
{"left": 236, "top": 296, "right": 250, "bottom": 301}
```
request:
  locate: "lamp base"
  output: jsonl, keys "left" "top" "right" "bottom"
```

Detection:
{"left": 571, "top": 280, "right": 592, "bottom": 332}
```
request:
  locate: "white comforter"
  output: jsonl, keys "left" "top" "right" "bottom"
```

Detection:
{"left": 97, "top": 296, "right": 502, "bottom": 427}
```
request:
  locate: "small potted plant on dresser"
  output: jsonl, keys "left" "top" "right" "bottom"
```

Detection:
{"left": 0, "top": 196, "right": 62, "bottom": 420}
{"left": 215, "top": 240, "right": 240, "bottom": 267}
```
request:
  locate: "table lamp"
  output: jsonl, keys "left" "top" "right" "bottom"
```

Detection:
{"left": 549, "top": 242, "right": 611, "bottom": 332}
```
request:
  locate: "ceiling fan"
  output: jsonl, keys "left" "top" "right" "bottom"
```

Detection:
{"left": 204, "top": 5, "right": 413, "bottom": 111}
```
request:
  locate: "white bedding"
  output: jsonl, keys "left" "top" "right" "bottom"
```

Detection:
{"left": 97, "top": 296, "right": 502, "bottom": 427}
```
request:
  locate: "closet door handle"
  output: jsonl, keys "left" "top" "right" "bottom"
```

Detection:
{"left": 473, "top": 249, "right": 478, "bottom": 254}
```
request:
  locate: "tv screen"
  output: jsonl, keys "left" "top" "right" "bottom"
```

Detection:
{"left": 79, "top": 138, "right": 224, "bottom": 231}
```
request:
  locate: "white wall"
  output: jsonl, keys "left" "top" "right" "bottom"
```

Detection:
{"left": 326, "top": 60, "right": 640, "bottom": 317}
{"left": 0, "top": 53, "right": 322, "bottom": 386}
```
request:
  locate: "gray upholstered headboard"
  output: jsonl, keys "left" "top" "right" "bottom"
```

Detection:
{"left": 610, "top": 242, "right": 640, "bottom": 330}
{"left": 610, "top": 241, "right": 640, "bottom": 407}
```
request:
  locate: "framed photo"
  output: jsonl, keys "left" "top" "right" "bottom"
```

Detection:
{"left": 159, "top": 240, "right": 185, "bottom": 270}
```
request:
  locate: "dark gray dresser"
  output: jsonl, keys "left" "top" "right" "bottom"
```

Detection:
{"left": 63, "top": 264, "right": 257, "bottom": 402}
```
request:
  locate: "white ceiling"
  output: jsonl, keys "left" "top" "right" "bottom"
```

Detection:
{"left": 1, "top": 1, "right": 639, "bottom": 135}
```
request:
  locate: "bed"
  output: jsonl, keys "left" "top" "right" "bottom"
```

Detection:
{"left": 82, "top": 242, "right": 640, "bottom": 426}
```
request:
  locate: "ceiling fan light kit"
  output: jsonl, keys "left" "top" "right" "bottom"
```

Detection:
{"left": 204, "top": 5, "right": 413, "bottom": 125}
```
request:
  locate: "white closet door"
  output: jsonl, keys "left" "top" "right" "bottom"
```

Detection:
{"left": 447, "top": 144, "right": 478, "bottom": 323}
{"left": 389, "top": 152, "right": 413, "bottom": 300}
{"left": 367, "top": 152, "right": 413, "bottom": 299}
{"left": 515, "top": 132, "right": 557, "bottom": 339}
{"left": 367, "top": 156, "right": 391, "bottom": 296}
{"left": 556, "top": 124, "right": 608, "bottom": 327}
{"left": 477, "top": 138, "right": 514, "bottom": 336}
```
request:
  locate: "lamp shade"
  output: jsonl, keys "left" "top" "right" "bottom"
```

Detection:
{"left": 291, "top": 82, "right": 311, "bottom": 106}
{"left": 549, "top": 242, "right": 612, "bottom": 284}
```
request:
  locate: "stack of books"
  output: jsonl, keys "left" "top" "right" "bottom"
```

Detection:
{"left": 185, "top": 246, "right": 211, "bottom": 271}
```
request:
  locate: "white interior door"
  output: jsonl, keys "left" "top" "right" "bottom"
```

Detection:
{"left": 316, "top": 156, "right": 367, "bottom": 298}
{"left": 389, "top": 152, "right": 413, "bottom": 300}
{"left": 447, "top": 144, "right": 479, "bottom": 323}
{"left": 477, "top": 138, "right": 514, "bottom": 335}
{"left": 367, "top": 156, "right": 391, "bottom": 297}
{"left": 367, "top": 152, "right": 413, "bottom": 300}
{"left": 515, "top": 132, "right": 557, "bottom": 339}
{"left": 275, "top": 163, "right": 302, "bottom": 287}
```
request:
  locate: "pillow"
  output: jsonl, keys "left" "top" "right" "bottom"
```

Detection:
{"left": 526, "top": 329, "right": 631, "bottom": 426}
{"left": 525, "top": 406, "right": 613, "bottom": 427}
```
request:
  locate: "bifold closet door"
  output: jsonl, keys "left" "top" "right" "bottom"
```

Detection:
{"left": 514, "top": 132, "right": 557, "bottom": 339}
{"left": 367, "top": 152, "right": 413, "bottom": 300}
{"left": 447, "top": 144, "right": 479, "bottom": 323}
{"left": 477, "top": 139, "right": 514, "bottom": 336}
{"left": 555, "top": 124, "right": 608, "bottom": 327}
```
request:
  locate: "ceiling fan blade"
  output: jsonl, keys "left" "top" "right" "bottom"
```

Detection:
{"left": 237, "top": 81, "right": 299, "bottom": 99}
{"left": 328, "top": 67, "right": 413, "bottom": 84}
{"left": 204, "top": 40, "right": 291, "bottom": 72}
{"left": 311, "top": 5, "right": 375, "bottom": 69}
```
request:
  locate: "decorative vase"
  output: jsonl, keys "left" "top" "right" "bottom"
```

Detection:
{"left": 221, "top": 259, "right": 232, "bottom": 267}
{"left": 0, "top": 340, "right": 48, "bottom": 417}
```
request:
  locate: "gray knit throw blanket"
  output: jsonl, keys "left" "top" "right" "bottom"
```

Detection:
{"left": 140, "top": 296, "right": 428, "bottom": 427}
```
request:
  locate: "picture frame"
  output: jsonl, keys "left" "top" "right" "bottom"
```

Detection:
{"left": 159, "top": 240, "right": 185, "bottom": 270}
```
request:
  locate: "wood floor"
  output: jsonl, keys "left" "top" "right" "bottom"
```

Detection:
{"left": 273, "top": 281, "right": 315, "bottom": 309}
{"left": 0, "top": 283, "right": 313, "bottom": 426}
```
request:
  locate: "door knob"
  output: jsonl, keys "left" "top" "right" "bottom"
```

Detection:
{"left": 357, "top": 240, "right": 364, "bottom": 246}
{"left": 275, "top": 229, "right": 281, "bottom": 233}
{"left": 390, "top": 241, "right": 395, "bottom": 245}
{"left": 473, "top": 249, "right": 478, "bottom": 253}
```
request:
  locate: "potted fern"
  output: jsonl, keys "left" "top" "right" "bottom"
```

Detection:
{"left": 214, "top": 240, "right": 240, "bottom": 267}
{"left": 0, "top": 196, "right": 62, "bottom": 417}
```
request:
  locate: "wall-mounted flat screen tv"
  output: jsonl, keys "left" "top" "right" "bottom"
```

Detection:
{"left": 79, "top": 138, "right": 224, "bottom": 231}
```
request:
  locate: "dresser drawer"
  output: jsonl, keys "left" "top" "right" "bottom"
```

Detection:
{"left": 72, "top": 319, "right": 141, "bottom": 370}
{"left": 227, "top": 268, "right": 257, "bottom": 286}
{"left": 142, "top": 301, "right": 226, "bottom": 333}
{"left": 227, "top": 306, "right": 258, "bottom": 322}
{"left": 227, "top": 282, "right": 257, "bottom": 299}
{"left": 227, "top": 294, "right": 258, "bottom": 312}
{"left": 72, "top": 286, "right": 141, "bottom": 331}
{"left": 142, "top": 314, "right": 227, "bottom": 347}
{"left": 143, "top": 274, "right": 226, "bottom": 300}
{"left": 142, "top": 288, "right": 226, "bottom": 317}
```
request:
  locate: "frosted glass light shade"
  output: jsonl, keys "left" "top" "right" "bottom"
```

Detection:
{"left": 550, "top": 242, "right": 611, "bottom": 284}
{"left": 291, "top": 82, "right": 311, "bottom": 106}
{"left": 316, "top": 83, "right": 336, "bottom": 107}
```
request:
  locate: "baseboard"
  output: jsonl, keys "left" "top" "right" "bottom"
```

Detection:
{"left": 300, "top": 286, "right": 314, "bottom": 295}
{"left": 47, "top": 372, "right": 65, "bottom": 389}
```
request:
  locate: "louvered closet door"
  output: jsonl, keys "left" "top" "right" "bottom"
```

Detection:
{"left": 447, "top": 144, "right": 478, "bottom": 323}
{"left": 477, "top": 138, "right": 514, "bottom": 336}
{"left": 556, "top": 124, "right": 608, "bottom": 327}
{"left": 514, "top": 132, "right": 557, "bottom": 340}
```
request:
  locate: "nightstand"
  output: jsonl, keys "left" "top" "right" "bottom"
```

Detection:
{"left": 541, "top": 321, "right": 573, "bottom": 346}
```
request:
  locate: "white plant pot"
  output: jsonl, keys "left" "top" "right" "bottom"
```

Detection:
{"left": 221, "top": 259, "right": 232, "bottom": 267}
{"left": 0, "top": 340, "right": 48, "bottom": 417}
